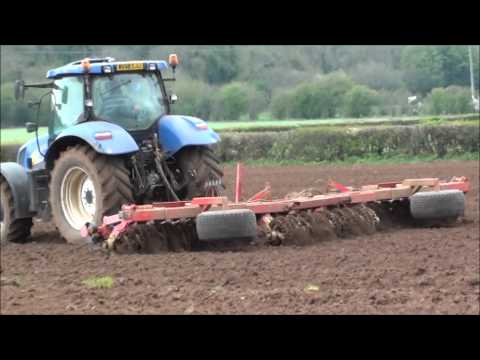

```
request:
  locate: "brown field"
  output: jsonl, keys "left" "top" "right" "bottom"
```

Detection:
{"left": 1, "top": 160, "right": 479, "bottom": 314}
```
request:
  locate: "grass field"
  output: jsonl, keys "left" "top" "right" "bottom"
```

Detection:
{"left": 0, "top": 127, "right": 48, "bottom": 146}
{"left": 1, "top": 114, "right": 478, "bottom": 146}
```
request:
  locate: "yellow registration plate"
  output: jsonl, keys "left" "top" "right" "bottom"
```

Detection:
{"left": 116, "top": 63, "right": 144, "bottom": 71}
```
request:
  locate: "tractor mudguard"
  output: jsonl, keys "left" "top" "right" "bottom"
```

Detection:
{"left": 46, "top": 121, "right": 139, "bottom": 164}
{"left": 157, "top": 115, "right": 220, "bottom": 156}
{"left": 0, "top": 162, "right": 33, "bottom": 219}
{"left": 17, "top": 134, "right": 49, "bottom": 169}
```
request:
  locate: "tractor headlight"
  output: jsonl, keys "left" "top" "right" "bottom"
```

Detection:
{"left": 148, "top": 63, "right": 157, "bottom": 71}
{"left": 103, "top": 65, "right": 113, "bottom": 74}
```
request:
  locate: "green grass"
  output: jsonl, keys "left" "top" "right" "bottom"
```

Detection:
{"left": 81, "top": 276, "right": 114, "bottom": 289}
{"left": 0, "top": 127, "right": 48, "bottom": 146}
{"left": 1, "top": 114, "right": 477, "bottom": 146}
{"left": 210, "top": 114, "right": 479, "bottom": 132}
{"left": 210, "top": 117, "right": 415, "bottom": 132}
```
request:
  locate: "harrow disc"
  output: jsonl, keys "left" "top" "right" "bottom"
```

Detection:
{"left": 112, "top": 218, "right": 198, "bottom": 254}
{"left": 260, "top": 204, "right": 380, "bottom": 246}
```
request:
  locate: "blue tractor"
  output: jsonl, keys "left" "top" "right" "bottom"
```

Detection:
{"left": 0, "top": 55, "right": 224, "bottom": 244}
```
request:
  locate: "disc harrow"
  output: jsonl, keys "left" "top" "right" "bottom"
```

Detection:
{"left": 108, "top": 218, "right": 198, "bottom": 254}
{"left": 80, "top": 164, "right": 470, "bottom": 254}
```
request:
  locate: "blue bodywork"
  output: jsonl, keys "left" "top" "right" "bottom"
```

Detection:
{"left": 48, "top": 121, "right": 139, "bottom": 156}
{"left": 17, "top": 122, "right": 140, "bottom": 170}
{"left": 17, "top": 134, "right": 49, "bottom": 169}
{"left": 158, "top": 115, "right": 220, "bottom": 156}
{"left": 2, "top": 57, "right": 221, "bottom": 220}
{"left": 44, "top": 57, "right": 220, "bottom": 157}
{"left": 47, "top": 60, "right": 169, "bottom": 79}
{"left": 17, "top": 117, "right": 220, "bottom": 169}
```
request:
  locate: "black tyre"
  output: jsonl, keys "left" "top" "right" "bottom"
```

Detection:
{"left": 49, "top": 144, "right": 133, "bottom": 244}
{"left": 174, "top": 146, "right": 224, "bottom": 200}
{"left": 196, "top": 209, "right": 257, "bottom": 242}
{"left": 409, "top": 189, "right": 465, "bottom": 220}
{"left": 0, "top": 178, "right": 33, "bottom": 244}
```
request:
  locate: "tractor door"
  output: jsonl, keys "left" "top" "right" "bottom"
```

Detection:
{"left": 49, "top": 76, "right": 85, "bottom": 142}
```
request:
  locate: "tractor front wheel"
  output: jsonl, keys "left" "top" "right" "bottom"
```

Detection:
{"left": 49, "top": 144, "right": 133, "bottom": 244}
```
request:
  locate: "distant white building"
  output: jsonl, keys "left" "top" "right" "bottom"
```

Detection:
{"left": 408, "top": 96, "right": 417, "bottom": 104}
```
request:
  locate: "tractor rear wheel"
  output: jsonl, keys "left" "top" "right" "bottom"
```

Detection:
{"left": 49, "top": 144, "right": 133, "bottom": 244}
{"left": 174, "top": 146, "right": 224, "bottom": 200}
{"left": 0, "top": 178, "right": 33, "bottom": 244}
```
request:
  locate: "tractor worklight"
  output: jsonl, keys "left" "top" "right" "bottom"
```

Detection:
{"left": 103, "top": 65, "right": 113, "bottom": 73}
{"left": 169, "top": 54, "right": 179, "bottom": 68}
{"left": 81, "top": 58, "right": 91, "bottom": 71}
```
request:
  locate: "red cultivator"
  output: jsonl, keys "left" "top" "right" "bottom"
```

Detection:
{"left": 81, "top": 164, "right": 470, "bottom": 254}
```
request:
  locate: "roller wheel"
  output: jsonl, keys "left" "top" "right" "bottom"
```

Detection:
{"left": 196, "top": 209, "right": 257, "bottom": 242}
{"left": 409, "top": 189, "right": 465, "bottom": 221}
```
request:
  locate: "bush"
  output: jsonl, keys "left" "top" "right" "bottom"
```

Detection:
{"left": 343, "top": 85, "right": 379, "bottom": 118}
{"left": 246, "top": 86, "right": 269, "bottom": 120}
{"left": 212, "top": 82, "right": 249, "bottom": 121}
{"left": 271, "top": 90, "right": 294, "bottom": 119}
{"left": 425, "top": 86, "right": 473, "bottom": 115}
{"left": 270, "top": 71, "right": 355, "bottom": 119}
{"left": 212, "top": 82, "right": 267, "bottom": 121}
{"left": 375, "top": 88, "right": 412, "bottom": 117}
{"left": 215, "top": 124, "right": 479, "bottom": 162}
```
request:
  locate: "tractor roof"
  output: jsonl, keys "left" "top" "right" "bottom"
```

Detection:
{"left": 46, "top": 58, "right": 169, "bottom": 79}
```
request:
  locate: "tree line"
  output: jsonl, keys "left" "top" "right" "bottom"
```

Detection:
{"left": 1, "top": 45, "right": 478, "bottom": 127}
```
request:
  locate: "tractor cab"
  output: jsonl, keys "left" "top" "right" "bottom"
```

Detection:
{"left": 15, "top": 56, "right": 179, "bottom": 139}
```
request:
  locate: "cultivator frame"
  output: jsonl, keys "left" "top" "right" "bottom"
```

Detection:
{"left": 81, "top": 164, "right": 470, "bottom": 252}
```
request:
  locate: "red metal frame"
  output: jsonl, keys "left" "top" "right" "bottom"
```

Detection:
{"left": 81, "top": 164, "right": 470, "bottom": 246}
{"left": 235, "top": 162, "right": 244, "bottom": 203}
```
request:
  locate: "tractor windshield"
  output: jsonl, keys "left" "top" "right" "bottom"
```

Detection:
{"left": 92, "top": 73, "right": 166, "bottom": 130}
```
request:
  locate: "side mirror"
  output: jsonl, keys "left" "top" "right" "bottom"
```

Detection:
{"left": 170, "top": 94, "right": 178, "bottom": 104}
{"left": 26, "top": 122, "right": 38, "bottom": 133}
{"left": 14, "top": 80, "right": 25, "bottom": 101}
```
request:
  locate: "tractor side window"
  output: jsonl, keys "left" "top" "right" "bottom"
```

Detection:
{"left": 50, "top": 77, "right": 84, "bottom": 136}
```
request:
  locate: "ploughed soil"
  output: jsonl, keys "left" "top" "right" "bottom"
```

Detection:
{"left": 1, "top": 160, "right": 479, "bottom": 314}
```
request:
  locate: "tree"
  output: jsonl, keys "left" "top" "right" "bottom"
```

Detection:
{"left": 400, "top": 45, "right": 478, "bottom": 95}
{"left": 273, "top": 71, "right": 355, "bottom": 119}
{"left": 401, "top": 46, "right": 444, "bottom": 95}
{"left": 425, "top": 86, "right": 473, "bottom": 115}
{"left": 171, "top": 78, "right": 214, "bottom": 120}
{"left": 212, "top": 82, "right": 250, "bottom": 121}
{"left": 349, "top": 61, "right": 404, "bottom": 91}
{"left": 343, "top": 85, "right": 379, "bottom": 118}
